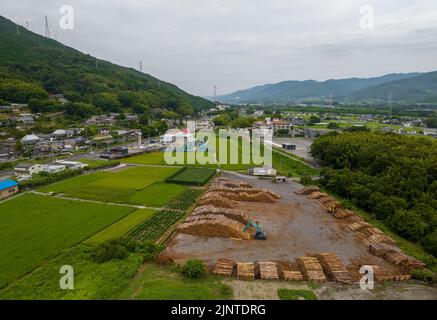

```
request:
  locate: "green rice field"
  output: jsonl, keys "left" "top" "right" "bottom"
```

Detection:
{"left": 0, "top": 194, "right": 135, "bottom": 288}
{"left": 165, "top": 167, "right": 216, "bottom": 186}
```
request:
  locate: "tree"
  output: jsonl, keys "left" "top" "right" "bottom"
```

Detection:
{"left": 65, "top": 102, "right": 99, "bottom": 119}
{"left": 231, "top": 116, "right": 254, "bottom": 128}
{"left": 90, "top": 92, "right": 122, "bottom": 112}
{"left": 309, "top": 115, "right": 321, "bottom": 125}
{"left": 213, "top": 114, "right": 231, "bottom": 126}
{"left": 327, "top": 122, "right": 340, "bottom": 129}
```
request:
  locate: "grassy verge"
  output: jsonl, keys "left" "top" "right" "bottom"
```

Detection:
{"left": 277, "top": 288, "right": 318, "bottom": 300}
{"left": 118, "top": 263, "right": 232, "bottom": 300}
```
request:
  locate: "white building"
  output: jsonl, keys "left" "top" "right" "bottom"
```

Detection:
{"left": 21, "top": 134, "right": 40, "bottom": 144}
{"left": 41, "top": 164, "right": 65, "bottom": 174}
{"left": 14, "top": 163, "right": 44, "bottom": 176}
{"left": 54, "top": 160, "right": 88, "bottom": 170}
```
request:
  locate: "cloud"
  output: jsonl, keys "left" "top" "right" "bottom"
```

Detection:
{"left": 1, "top": 0, "right": 437, "bottom": 95}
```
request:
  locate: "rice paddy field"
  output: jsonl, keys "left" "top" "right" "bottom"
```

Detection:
{"left": 166, "top": 167, "right": 216, "bottom": 185}
{"left": 83, "top": 209, "right": 156, "bottom": 246}
{"left": 38, "top": 166, "right": 185, "bottom": 207}
{"left": 0, "top": 194, "right": 135, "bottom": 288}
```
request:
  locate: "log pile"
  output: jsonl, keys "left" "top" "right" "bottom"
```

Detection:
{"left": 213, "top": 259, "right": 235, "bottom": 277}
{"left": 316, "top": 253, "right": 352, "bottom": 284}
{"left": 333, "top": 208, "right": 354, "bottom": 219}
{"left": 258, "top": 262, "right": 279, "bottom": 280}
{"left": 191, "top": 205, "right": 250, "bottom": 224}
{"left": 348, "top": 221, "right": 372, "bottom": 231}
{"left": 237, "top": 262, "right": 255, "bottom": 279}
{"left": 366, "top": 265, "right": 393, "bottom": 281}
{"left": 282, "top": 271, "right": 303, "bottom": 281}
{"left": 297, "top": 256, "right": 326, "bottom": 283}
{"left": 295, "top": 186, "right": 320, "bottom": 195}
{"left": 198, "top": 194, "right": 235, "bottom": 208}
{"left": 308, "top": 191, "right": 328, "bottom": 200}
{"left": 207, "top": 187, "right": 280, "bottom": 203}
{"left": 177, "top": 215, "right": 251, "bottom": 240}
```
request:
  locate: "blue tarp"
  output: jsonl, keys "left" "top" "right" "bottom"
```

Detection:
{"left": 0, "top": 179, "right": 18, "bottom": 191}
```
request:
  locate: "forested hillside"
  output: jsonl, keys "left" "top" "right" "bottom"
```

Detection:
{"left": 311, "top": 132, "right": 437, "bottom": 257}
{"left": 0, "top": 15, "right": 213, "bottom": 115}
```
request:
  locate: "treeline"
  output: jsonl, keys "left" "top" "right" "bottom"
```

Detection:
{"left": 311, "top": 131, "right": 437, "bottom": 257}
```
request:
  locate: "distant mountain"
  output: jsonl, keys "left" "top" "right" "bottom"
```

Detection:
{"left": 0, "top": 15, "right": 213, "bottom": 113}
{"left": 217, "top": 72, "right": 437, "bottom": 104}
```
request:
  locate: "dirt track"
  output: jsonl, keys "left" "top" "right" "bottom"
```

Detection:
{"left": 164, "top": 172, "right": 397, "bottom": 272}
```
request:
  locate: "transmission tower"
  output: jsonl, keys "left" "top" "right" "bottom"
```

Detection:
{"left": 26, "top": 21, "right": 29, "bottom": 29}
{"left": 139, "top": 60, "right": 143, "bottom": 72}
{"left": 44, "top": 15, "right": 50, "bottom": 38}
{"left": 214, "top": 85, "right": 217, "bottom": 99}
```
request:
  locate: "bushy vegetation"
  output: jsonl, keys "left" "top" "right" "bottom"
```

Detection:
{"left": 90, "top": 239, "right": 164, "bottom": 263}
{"left": 311, "top": 131, "right": 437, "bottom": 257}
{"left": 180, "top": 260, "right": 206, "bottom": 279}
{"left": 19, "top": 168, "right": 83, "bottom": 189}
{"left": 410, "top": 268, "right": 436, "bottom": 284}
{"left": 277, "top": 289, "right": 318, "bottom": 300}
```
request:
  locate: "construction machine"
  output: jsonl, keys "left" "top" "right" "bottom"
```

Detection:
{"left": 243, "top": 220, "right": 267, "bottom": 240}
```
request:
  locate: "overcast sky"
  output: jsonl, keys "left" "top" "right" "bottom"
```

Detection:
{"left": 1, "top": 0, "right": 437, "bottom": 96}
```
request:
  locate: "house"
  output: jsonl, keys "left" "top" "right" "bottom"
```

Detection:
{"left": 0, "top": 179, "right": 19, "bottom": 200}
{"left": 18, "top": 113, "right": 35, "bottom": 124}
{"left": 41, "top": 164, "right": 66, "bottom": 173}
{"left": 423, "top": 128, "right": 437, "bottom": 137}
{"left": 14, "top": 163, "right": 44, "bottom": 176}
{"left": 54, "top": 160, "right": 88, "bottom": 170}
{"left": 52, "top": 129, "right": 68, "bottom": 139}
{"left": 100, "top": 146, "right": 129, "bottom": 159}
{"left": 195, "top": 120, "right": 212, "bottom": 132}
{"left": 21, "top": 134, "right": 40, "bottom": 144}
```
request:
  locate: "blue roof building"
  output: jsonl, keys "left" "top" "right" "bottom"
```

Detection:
{"left": 0, "top": 179, "right": 17, "bottom": 190}
{"left": 0, "top": 179, "right": 18, "bottom": 200}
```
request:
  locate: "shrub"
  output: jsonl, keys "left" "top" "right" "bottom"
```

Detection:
{"left": 90, "top": 239, "right": 128, "bottom": 263}
{"left": 411, "top": 269, "right": 436, "bottom": 284}
{"left": 421, "top": 230, "right": 437, "bottom": 258}
{"left": 300, "top": 176, "right": 315, "bottom": 186}
{"left": 181, "top": 259, "right": 206, "bottom": 279}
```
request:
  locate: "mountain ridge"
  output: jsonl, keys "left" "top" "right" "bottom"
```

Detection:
{"left": 217, "top": 72, "right": 437, "bottom": 104}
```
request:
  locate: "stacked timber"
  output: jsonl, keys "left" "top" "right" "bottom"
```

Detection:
{"left": 237, "top": 262, "right": 255, "bottom": 279}
{"left": 308, "top": 191, "right": 328, "bottom": 200}
{"left": 178, "top": 215, "right": 251, "bottom": 240}
{"left": 207, "top": 186, "right": 280, "bottom": 203}
{"left": 317, "top": 253, "right": 352, "bottom": 284}
{"left": 346, "top": 214, "right": 365, "bottom": 224}
{"left": 366, "top": 265, "right": 393, "bottom": 281}
{"left": 191, "top": 205, "right": 250, "bottom": 224}
{"left": 297, "top": 256, "right": 326, "bottom": 283}
{"left": 198, "top": 194, "right": 235, "bottom": 208}
{"left": 282, "top": 271, "right": 303, "bottom": 281}
{"left": 295, "top": 186, "right": 320, "bottom": 195}
{"left": 213, "top": 259, "right": 235, "bottom": 277}
{"left": 333, "top": 208, "right": 354, "bottom": 219}
{"left": 348, "top": 221, "right": 372, "bottom": 231}
{"left": 258, "top": 262, "right": 279, "bottom": 280}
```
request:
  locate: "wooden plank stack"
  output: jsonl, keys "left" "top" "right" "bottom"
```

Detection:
{"left": 282, "top": 271, "right": 303, "bottom": 281}
{"left": 295, "top": 186, "right": 320, "bottom": 195}
{"left": 308, "top": 191, "right": 328, "bottom": 200}
{"left": 237, "top": 262, "right": 255, "bottom": 279}
{"left": 297, "top": 256, "right": 326, "bottom": 283}
{"left": 348, "top": 221, "right": 372, "bottom": 231}
{"left": 213, "top": 259, "right": 235, "bottom": 277}
{"left": 258, "top": 262, "right": 279, "bottom": 280}
{"left": 333, "top": 208, "right": 353, "bottom": 219}
{"left": 366, "top": 265, "right": 393, "bottom": 281}
{"left": 317, "top": 253, "right": 352, "bottom": 284}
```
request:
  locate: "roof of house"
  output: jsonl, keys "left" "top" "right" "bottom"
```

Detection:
{"left": 14, "top": 163, "right": 36, "bottom": 169}
{"left": 0, "top": 179, "right": 18, "bottom": 190}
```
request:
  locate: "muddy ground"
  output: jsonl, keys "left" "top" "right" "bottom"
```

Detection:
{"left": 163, "top": 172, "right": 397, "bottom": 274}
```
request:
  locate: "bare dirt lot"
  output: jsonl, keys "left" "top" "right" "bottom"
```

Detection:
{"left": 272, "top": 138, "right": 314, "bottom": 161}
{"left": 164, "top": 172, "right": 397, "bottom": 273}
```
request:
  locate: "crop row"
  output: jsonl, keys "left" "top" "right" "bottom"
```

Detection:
{"left": 166, "top": 189, "right": 203, "bottom": 210}
{"left": 126, "top": 209, "right": 186, "bottom": 242}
